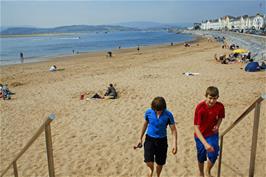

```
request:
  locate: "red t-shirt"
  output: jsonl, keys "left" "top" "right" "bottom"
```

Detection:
{"left": 194, "top": 100, "right": 225, "bottom": 138}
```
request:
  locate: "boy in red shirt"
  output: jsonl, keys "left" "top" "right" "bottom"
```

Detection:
{"left": 194, "top": 86, "right": 225, "bottom": 177}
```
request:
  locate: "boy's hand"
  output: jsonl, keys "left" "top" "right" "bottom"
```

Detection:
{"left": 172, "top": 146, "right": 177, "bottom": 155}
{"left": 205, "top": 143, "right": 215, "bottom": 152}
{"left": 133, "top": 142, "right": 143, "bottom": 150}
{"left": 212, "top": 125, "right": 219, "bottom": 133}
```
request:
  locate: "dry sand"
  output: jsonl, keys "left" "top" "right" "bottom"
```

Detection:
{"left": 1, "top": 38, "right": 265, "bottom": 177}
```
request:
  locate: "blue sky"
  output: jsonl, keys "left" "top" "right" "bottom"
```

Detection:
{"left": 1, "top": 0, "right": 265, "bottom": 27}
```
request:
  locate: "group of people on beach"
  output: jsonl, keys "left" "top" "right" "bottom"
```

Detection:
{"left": 134, "top": 86, "right": 224, "bottom": 177}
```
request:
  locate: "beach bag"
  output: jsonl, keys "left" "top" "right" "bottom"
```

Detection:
{"left": 245, "top": 62, "right": 260, "bottom": 72}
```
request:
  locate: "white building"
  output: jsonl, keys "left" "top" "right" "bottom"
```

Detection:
{"left": 199, "top": 13, "right": 265, "bottom": 30}
{"left": 251, "top": 14, "right": 264, "bottom": 29}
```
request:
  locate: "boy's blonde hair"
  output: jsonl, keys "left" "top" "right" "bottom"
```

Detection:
{"left": 205, "top": 86, "right": 219, "bottom": 97}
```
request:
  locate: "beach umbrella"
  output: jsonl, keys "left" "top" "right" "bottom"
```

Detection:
{"left": 233, "top": 49, "right": 249, "bottom": 54}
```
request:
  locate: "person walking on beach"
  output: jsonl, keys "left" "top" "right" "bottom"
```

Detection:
{"left": 134, "top": 96, "right": 177, "bottom": 177}
{"left": 194, "top": 86, "right": 225, "bottom": 177}
{"left": 20, "top": 52, "right": 24, "bottom": 63}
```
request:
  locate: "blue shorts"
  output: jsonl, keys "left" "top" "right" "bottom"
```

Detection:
{"left": 194, "top": 133, "right": 219, "bottom": 164}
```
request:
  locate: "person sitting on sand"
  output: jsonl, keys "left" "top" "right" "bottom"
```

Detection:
{"left": 107, "top": 51, "right": 112, "bottom": 57}
{"left": 184, "top": 43, "right": 191, "bottom": 47}
{"left": 0, "top": 84, "right": 12, "bottom": 100}
{"left": 49, "top": 65, "right": 57, "bottom": 72}
{"left": 91, "top": 83, "right": 117, "bottom": 99}
{"left": 103, "top": 83, "right": 117, "bottom": 99}
{"left": 214, "top": 54, "right": 228, "bottom": 64}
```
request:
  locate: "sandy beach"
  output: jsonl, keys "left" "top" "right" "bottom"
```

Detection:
{"left": 1, "top": 37, "right": 265, "bottom": 177}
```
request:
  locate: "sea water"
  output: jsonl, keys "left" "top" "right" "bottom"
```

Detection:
{"left": 0, "top": 31, "right": 195, "bottom": 65}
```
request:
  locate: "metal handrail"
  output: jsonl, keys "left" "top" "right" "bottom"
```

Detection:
{"left": 217, "top": 94, "right": 265, "bottom": 177}
{"left": 1, "top": 114, "right": 56, "bottom": 177}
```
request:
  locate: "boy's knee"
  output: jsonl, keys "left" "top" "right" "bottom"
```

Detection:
{"left": 207, "top": 151, "right": 219, "bottom": 164}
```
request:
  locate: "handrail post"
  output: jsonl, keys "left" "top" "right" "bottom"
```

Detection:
{"left": 217, "top": 135, "right": 224, "bottom": 177}
{"left": 45, "top": 114, "right": 56, "bottom": 177}
{"left": 0, "top": 114, "right": 56, "bottom": 177}
{"left": 13, "top": 161, "right": 18, "bottom": 177}
{"left": 248, "top": 102, "right": 261, "bottom": 177}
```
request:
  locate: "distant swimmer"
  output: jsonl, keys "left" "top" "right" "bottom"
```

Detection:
{"left": 20, "top": 52, "right": 24, "bottom": 64}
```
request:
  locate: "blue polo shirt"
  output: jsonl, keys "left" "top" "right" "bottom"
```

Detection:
{"left": 144, "top": 108, "right": 175, "bottom": 138}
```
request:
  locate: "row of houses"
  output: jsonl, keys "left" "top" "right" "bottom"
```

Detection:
{"left": 195, "top": 13, "right": 266, "bottom": 31}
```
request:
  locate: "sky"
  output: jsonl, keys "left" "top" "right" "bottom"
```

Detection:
{"left": 1, "top": 0, "right": 265, "bottom": 27}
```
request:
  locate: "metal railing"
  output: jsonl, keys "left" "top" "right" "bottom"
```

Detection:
{"left": 217, "top": 94, "right": 265, "bottom": 177}
{"left": 1, "top": 114, "right": 56, "bottom": 177}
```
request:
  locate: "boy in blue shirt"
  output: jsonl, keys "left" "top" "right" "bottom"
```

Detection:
{"left": 135, "top": 96, "right": 178, "bottom": 177}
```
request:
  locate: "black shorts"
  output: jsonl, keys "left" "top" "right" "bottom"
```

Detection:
{"left": 144, "top": 134, "right": 168, "bottom": 165}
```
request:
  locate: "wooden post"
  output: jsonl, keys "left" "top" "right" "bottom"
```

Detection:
{"left": 0, "top": 114, "right": 56, "bottom": 177}
{"left": 248, "top": 103, "right": 261, "bottom": 177}
{"left": 45, "top": 114, "right": 55, "bottom": 177}
{"left": 217, "top": 135, "right": 224, "bottom": 177}
{"left": 13, "top": 161, "right": 18, "bottom": 177}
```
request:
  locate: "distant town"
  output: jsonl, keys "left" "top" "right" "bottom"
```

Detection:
{"left": 193, "top": 13, "right": 266, "bottom": 35}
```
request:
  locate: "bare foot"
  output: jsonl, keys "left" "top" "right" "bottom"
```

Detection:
{"left": 205, "top": 173, "right": 214, "bottom": 177}
{"left": 147, "top": 173, "right": 152, "bottom": 177}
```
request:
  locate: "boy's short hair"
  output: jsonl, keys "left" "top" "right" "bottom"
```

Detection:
{"left": 151, "top": 97, "right": 167, "bottom": 111}
{"left": 205, "top": 86, "right": 219, "bottom": 97}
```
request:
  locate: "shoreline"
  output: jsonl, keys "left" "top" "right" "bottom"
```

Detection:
{"left": 0, "top": 35, "right": 200, "bottom": 68}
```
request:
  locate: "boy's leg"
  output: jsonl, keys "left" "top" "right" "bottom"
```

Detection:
{"left": 205, "top": 134, "right": 219, "bottom": 177}
{"left": 198, "top": 162, "right": 204, "bottom": 177}
{"left": 195, "top": 137, "right": 207, "bottom": 176}
{"left": 156, "top": 165, "right": 163, "bottom": 177}
{"left": 146, "top": 162, "right": 154, "bottom": 177}
{"left": 154, "top": 138, "right": 167, "bottom": 177}
{"left": 205, "top": 159, "right": 214, "bottom": 177}
{"left": 144, "top": 136, "right": 155, "bottom": 177}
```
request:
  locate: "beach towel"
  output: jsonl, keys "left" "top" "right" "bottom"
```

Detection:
{"left": 183, "top": 72, "right": 200, "bottom": 76}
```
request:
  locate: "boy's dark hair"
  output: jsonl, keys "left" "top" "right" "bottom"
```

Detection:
{"left": 205, "top": 86, "right": 219, "bottom": 97}
{"left": 109, "top": 83, "right": 113, "bottom": 87}
{"left": 151, "top": 96, "right": 167, "bottom": 111}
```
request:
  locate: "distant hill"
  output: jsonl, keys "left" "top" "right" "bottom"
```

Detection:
{"left": 117, "top": 21, "right": 192, "bottom": 30}
{"left": 0, "top": 25, "right": 140, "bottom": 35}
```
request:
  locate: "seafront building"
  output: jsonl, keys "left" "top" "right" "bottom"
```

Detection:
{"left": 197, "top": 13, "right": 265, "bottom": 31}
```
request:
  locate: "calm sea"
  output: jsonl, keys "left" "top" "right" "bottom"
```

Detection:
{"left": 0, "top": 31, "right": 194, "bottom": 65}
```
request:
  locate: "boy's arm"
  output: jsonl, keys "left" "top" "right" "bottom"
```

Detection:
{"left": 134, "top": 120, "right": 148, "bottom": 149}
{"left": 194, "top": 125, "right": 214, "bottom": 152}
{"left": 139, "top": 120, "right": 148, "bottom": 142}
{"left": 169, "top": 124, "right": 177, "bottom": 154}
{"left": 213, "top": 118, "right": 223, "bottom": 133}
